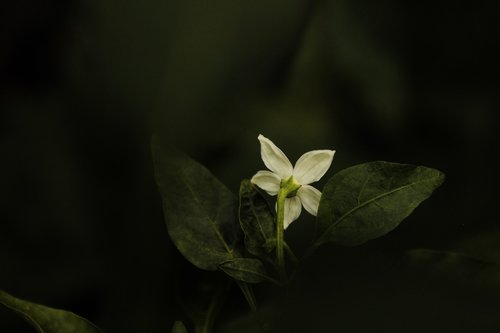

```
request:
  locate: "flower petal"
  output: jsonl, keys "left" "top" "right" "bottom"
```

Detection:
{"left": 293, "top": 150, "right": 335, "bottom": 185}
{"left": 258, "top": 134, "right": 293, "bottom": 179}
{"left": 297, "top": 185, "right": 321, "bottom": 216}
{"left": 251, "top": 170, "right": 281, "bottom": 195}
{"left": 283, "top": 197, "right": 302, "bottom": 230}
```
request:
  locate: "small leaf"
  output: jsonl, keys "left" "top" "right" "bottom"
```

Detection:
{"left": 171, "top": 320, "right": 189, "bottom": 333}
{"left": 0, "top": 290, "right": 103, "bottom": 333}
{"left": 238, "top": 180, "right": 276, "bottom": 258}
{"left": 317, "top": 161, "right": 444, "bottom": 246}
{"left": 152, "top": 138, "right": 241, "bottom": 270}
{"left": 219, "top": 258, "right": 275, "bottom": 284}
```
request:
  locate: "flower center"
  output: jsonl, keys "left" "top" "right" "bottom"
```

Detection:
{"left": 280, "top": 176, "right": 302, "bottom": 198}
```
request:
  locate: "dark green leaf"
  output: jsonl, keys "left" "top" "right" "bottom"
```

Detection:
{"left": 316, "top": 161, "right": 444, "bottom": 246}
{"left": 219, "top": 258, "right": 275, "bottom": 284}
{"left": 171, "top": 320, "right": 188, "bottom": 333}
{"left": 238, "top": 180, "right": 276, "bottom": 258}
{"left": 0, "top": 290, "right": 103, "bottom": 333}
{"left": 152, "top": 138, "right": 241, "bottom": 270}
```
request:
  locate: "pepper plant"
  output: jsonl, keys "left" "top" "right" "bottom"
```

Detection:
{"left": 151, "top": 134, "right": 445, "bottom": 332}
{"left": 0, "top": 134, "right": 444, "bottom": 333}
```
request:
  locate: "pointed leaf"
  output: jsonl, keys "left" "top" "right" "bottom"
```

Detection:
{"left": 239, "top": 180, "right": 276, "bottom": 258}
{"left": 219, "top": 258, "right": 275, "bottom": 284}
{"left": 0, "top": 290, "right": 103, "bottom": 333}
{"left": 171, "top": 320, "right": 189, "bottom": 333}
{"left": 152, "top": 138, "right": 241, "bottom": 270}
{"left": 317, "top": 161, "right": 444, "bottom": 246}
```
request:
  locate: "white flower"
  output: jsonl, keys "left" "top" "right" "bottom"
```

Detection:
{"left": 251, "top": 134, "right": 335, "bottom": 229}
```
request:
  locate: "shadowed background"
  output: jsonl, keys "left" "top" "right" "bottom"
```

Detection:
{"left": 1, "top": 0, "right": 499, "bottom": 332}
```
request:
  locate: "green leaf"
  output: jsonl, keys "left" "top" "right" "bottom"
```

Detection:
{"left": 0, "top": 290, "right": 103, "bottom": 333}
{"left": 316, "top": 161, "right": 444, "bottom": 246}
{"left": 171, "top": 320, "right": 189, "bottom": 333}
{"left": 238, "top": 180, "right": 276, "bottom": 258}
{"left": 152, "top": 138, "right": 241, "bottom": 271}
{"left": 219, "top": 258, "right": 276, "bottom": 284}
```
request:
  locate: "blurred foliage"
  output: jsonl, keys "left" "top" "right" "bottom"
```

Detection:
{"left": 0, "top": 290, "right": 103, "bottom": 333}
{"left": 1, "top": 0, "right": 499, "bottom": 332}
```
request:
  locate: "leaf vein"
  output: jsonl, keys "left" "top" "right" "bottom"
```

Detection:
{"left": 182, "top": 173, "right": 234, "bottom": 256}
{"left": 322, "top": 176, "right": 441, "bottom": 239}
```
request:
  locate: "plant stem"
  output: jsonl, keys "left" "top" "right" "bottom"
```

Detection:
{"left": 276, "top": 188, "right": 287, "bottom": 283}
{"left": 238, "top": 282, "right": 258, "bottom": 313}
{"left": 238, "top": 282, "right": 269, "bottom": 333}
{"left": 195, "top": 280, "right": 231, "bottom": 333}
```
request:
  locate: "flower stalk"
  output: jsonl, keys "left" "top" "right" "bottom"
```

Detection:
{"left": 275, "top": 176, "right": 302, "bottom": 281}
{"left": 276, "top": 187, "right": 287, "bottom": 282}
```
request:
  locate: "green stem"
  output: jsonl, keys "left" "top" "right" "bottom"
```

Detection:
{"left": 195, "top": 281, "right": 231, "bottom": 333}
{"left": 238, "top": 282, "right": 269, "bottom": 333}
{"left": 238, "top": 282, "right": 258, "bottom": 313}
{"left": 276, "top": 188, "right": 287, "bottom": 283}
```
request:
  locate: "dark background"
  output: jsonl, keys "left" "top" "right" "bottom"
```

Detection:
{"left": 1, "top": 0, "right": 499, "bottom": 332}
